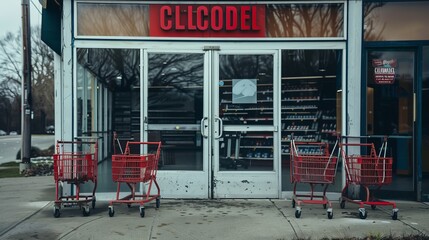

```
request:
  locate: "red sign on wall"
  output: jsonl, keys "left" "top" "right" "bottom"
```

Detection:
{"left": 149, "top": 5, "right": 266, "bottom": 37}
{"left": 372, "top": 59, "right": 397, "bottom": 84}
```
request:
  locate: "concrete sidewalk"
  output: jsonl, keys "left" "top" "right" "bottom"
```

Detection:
{"left": 0, "top": 176, "right": 428, "bottom": 240}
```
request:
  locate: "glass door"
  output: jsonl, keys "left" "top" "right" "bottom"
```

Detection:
{"left": 145, "top": 51, "right": 210, "bottom": 198}
{"left": 366, "top": 49, "right": 415, "bottom": 198}
{"left": 212, "top": 51, "right": 279, "bottom": 198}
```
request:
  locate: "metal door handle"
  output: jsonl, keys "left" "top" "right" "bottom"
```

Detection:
{"left": 200, "top": 117, "right": 208, "bottom": 138}
{"left": 215, "top": 117, "right": 223, "bottom": 139}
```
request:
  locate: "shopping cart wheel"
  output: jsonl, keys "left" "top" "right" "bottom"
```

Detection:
{"left": 295, "top": 209, "right": 301, "bottom": 218}
{"left": 295, "top": 206, "right": 301, "bottom": 218}
{"left": 358, "top": 209, "right": 367, "bottom": 219}
{"left": 340, "top": 200, "right": 345, "bottom": 209}
{"left": 53, "top": 208, "right": 60, "bottom": 218}
{"left": 108, "top": 206, "right": 115, "bottom": 217}
{"left": 371, "top": 205, "right": 376, "bottom": 210}
{"left": 327, "top": 211, "right": 333, "bottom": 219}
{"left": 392, "top": 210, "right": 398, "bottom": 220}
{"left": 127, "top": 204, "right": 132, "bottom": 208}
{"left": 156, "top": 198, "right": 160, "bottom": 208}
{"left": 82, "top": 206, "right": 90, "bottom": 217}
{"left": 139, "top": 207, "right": 145, "bottom": 218}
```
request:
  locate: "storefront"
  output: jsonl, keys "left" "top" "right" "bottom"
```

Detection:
{"left": 362, "top": 1, "right": 429, "bottom": 201}
{"left": 41, "top": 0, "right": 427, "bottom": 200}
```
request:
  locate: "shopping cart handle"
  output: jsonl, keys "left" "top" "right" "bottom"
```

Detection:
{"left": 124, "top": 142, "right": 162, "bottom": 160}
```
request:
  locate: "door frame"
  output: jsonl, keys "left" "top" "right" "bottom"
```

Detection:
{"left": 143, "top": 49, "right": 211, "bottom": 198}
{"left": 211, "top": 49, "right": 280, "bottom": 198}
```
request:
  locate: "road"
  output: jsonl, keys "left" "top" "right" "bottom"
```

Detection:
{"left": 0, "top": 135, "right": 55, "bottom": 164}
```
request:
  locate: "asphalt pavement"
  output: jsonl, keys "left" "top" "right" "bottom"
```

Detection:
{"left": 0, "top": 176, "right": 428, "bottom": 240}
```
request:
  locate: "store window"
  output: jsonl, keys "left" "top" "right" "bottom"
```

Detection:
{"left": 77, "top": 48, "right": 141, "bottom": 151}
{"left": 364, "top": 1, "right": 429, "bottom": 41}
{"left": 281, "top": 50, "right": 342, "bottom": 191}
{"left": 423, "top": 46, "right": 429, "bottom": 200}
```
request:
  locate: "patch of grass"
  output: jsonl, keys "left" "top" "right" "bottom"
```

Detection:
{"left": 0, "top": 161, "right": 19, "bottom": 167}
{"left": 0, "top": 167, "right": 21, "bottom": 178}
{"left": 0, "top": 161, "right": 21, "bottom": 178}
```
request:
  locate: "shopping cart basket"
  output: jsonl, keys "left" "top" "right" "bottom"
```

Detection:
{"left": 290, "top": 139, "right": 339, "bottom": 219}
{"left": 53, "top": 140, "right": 98, "bottom": 218}
{"left": 108, "top": 141, "right": 161, "bottom": 217}
{"left": 339, "top": 136, "right": 398, "bottom": 220}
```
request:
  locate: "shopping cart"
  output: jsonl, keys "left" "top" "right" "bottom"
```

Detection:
{"left": 53, "top": 140, "right": 98, "bottom": 218}
{"left": 290, "top": 139, "right": 339, "bottom": 219}
{"left": 108, "top": 141, "right": 161, "bottom": 217}
{"left": 339, "top": 136, "right": 398, "bottom": 220}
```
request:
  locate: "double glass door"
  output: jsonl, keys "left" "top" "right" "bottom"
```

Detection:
{"left": 146, "top": 50, "right": 278, "bottom": 198}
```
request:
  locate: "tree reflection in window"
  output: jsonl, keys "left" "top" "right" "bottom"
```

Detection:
{"left": 220, "top": 55, "right": 273, "bottom": 82}
{"left": 148, "top": 53, "right": 204, "bottom": 124}
{"left": 363, "top": 3, "right": 386, "bottom": 41}
{"left": 266, "top": 3, "right": 344, "bottom": 38}
{"left": 77, "top": 3, "right": 150, "bottom": 36}
{"left": 77, "top": 48, "right": 140, "bottom": 90}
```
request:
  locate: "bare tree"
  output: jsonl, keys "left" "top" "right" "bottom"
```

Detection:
{"left": 31, "top": 27, "right": 55, "bottom": 131}
{"left": 0, "top": 32, "right": 22, "bottom": 100}
{"left": 0, "top": 26, "right": 54, "bottom": 133}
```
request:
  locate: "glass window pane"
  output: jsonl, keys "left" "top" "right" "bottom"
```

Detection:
{"left": 281, "top": 50, "right": 342, "bottom": 192}
{"left": 148, "top": 53, "right": 204, "bottom": 124}
{"left": 364, "top": 2, "right": 429, "bottom": 41}
{"left": 150, "top": 130, "right": 203, "bottom": 171}
{"left": 148, "top": 53, "right": 204, "bottom": 171}
{"left": 266, "top": 4, "right": 344, "bottom": 38}
{"left": 77, "top": 3, "right": 150, "bottom": 36}
{"left": 367, "top": 51, "right": 414, "bottom": 135}
{"left": 77, "top": 48, "right": 141, "bottom": 140}
{"left": 366, "top": 50, "right": 414, "bottom": 192}
{"left": 219, "top": 131, "right": 273, "bottom": 171}
{"left": 219, "top": 54, "right": 274, "bottom": 126}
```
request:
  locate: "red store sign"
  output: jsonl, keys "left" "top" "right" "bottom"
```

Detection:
{"left": 149, "top": 5, "right": 266, "bottom": 37}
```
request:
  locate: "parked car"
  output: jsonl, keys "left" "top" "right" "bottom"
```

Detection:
{"left": 0, "top": 130, "right": 6, "bottom": 136}
{"left": 9, "top": 131, "right": 18, "bottom": 135}
{"left": 45, "top": 125, "right": 55, "bottom": 134}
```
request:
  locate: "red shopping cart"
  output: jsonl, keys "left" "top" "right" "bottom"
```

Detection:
{"left": 108, "top": 141, "right": 161, "bottom": 217}
{"left": 53, "top": 140, "right": 98, "bottom": 218}
{"left": 290, "top": 139, "right": 339, "bottom": 219}
{"left": 339, "top": 136, "right": 398, "bottom": 220}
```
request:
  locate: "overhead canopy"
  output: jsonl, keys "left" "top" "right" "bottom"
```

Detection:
{"left": 41, "top": 0, "right": 62, "bottom": 55}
